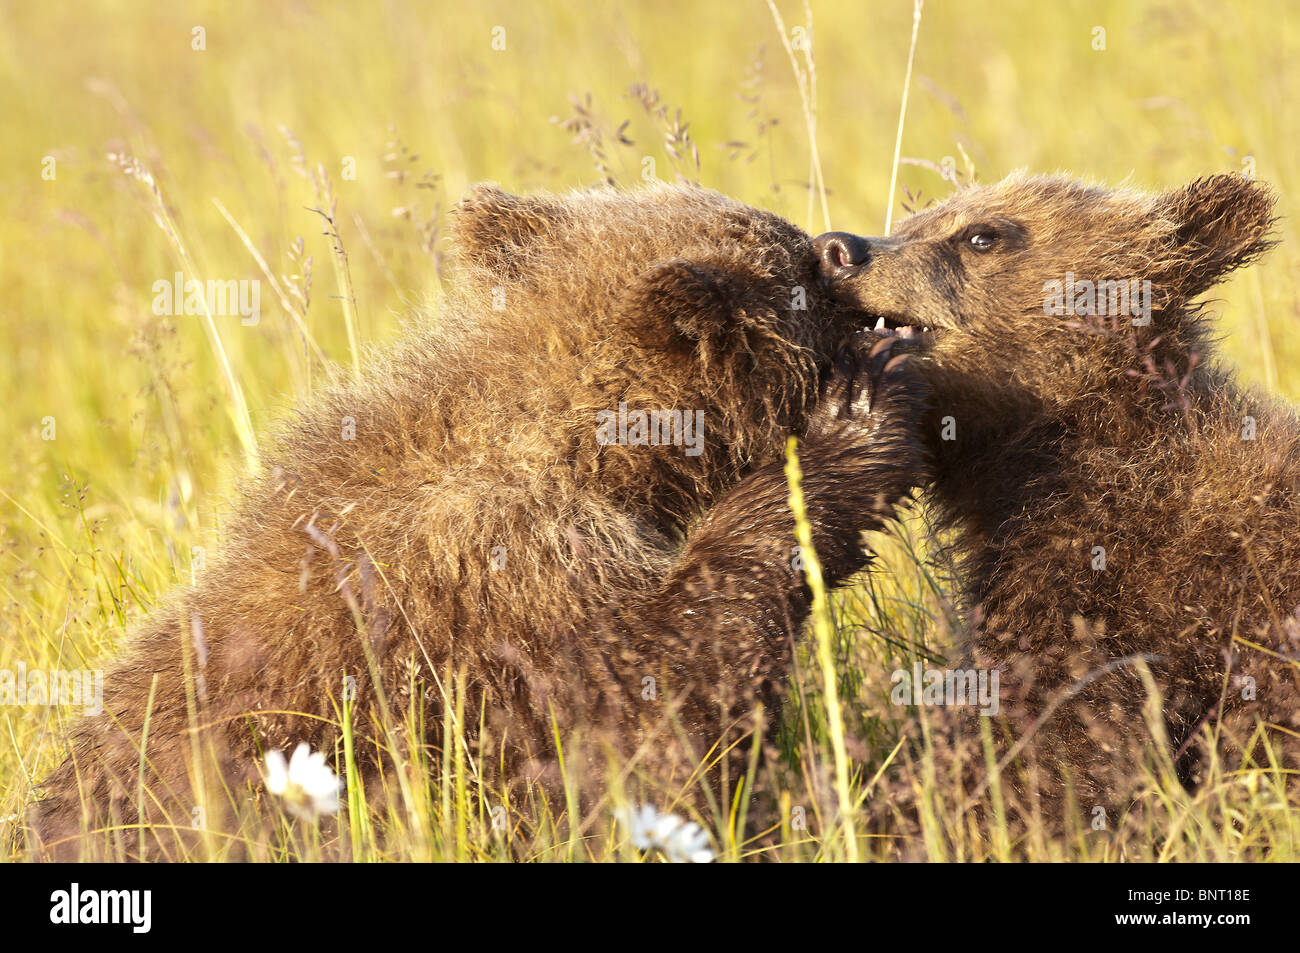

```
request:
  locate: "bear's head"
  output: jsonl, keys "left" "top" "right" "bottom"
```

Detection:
{"left": 446, "top": 183, "right": 878, "bottom": 506}
{"left": 811, "top": 172, "right": 1277, "bottom": 426}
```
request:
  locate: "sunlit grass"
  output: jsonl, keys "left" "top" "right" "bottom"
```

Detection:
{"left": 1, "top": 0, "right": 1297, "bottom": 861}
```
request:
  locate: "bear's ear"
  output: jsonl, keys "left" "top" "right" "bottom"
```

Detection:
{"left": 1154, "top": 174, "right": 1277, "bottom": 301}
{"left": 627, "top": 259, "right": 750, "bottom": 347}
{"left": 448, "top": 184, "right": 566, "bottom": 283}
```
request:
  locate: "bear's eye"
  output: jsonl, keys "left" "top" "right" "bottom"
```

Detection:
{"left": 967, "top": 231, "right": 998, "bottom": 252}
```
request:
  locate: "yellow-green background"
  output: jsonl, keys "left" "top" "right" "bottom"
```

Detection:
{"left": 1, "top": 0, "right": 1296, "bottom": 856}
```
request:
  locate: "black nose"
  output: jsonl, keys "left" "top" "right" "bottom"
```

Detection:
{"left": 812, "top": 231, "right": 870, "bottom": 279}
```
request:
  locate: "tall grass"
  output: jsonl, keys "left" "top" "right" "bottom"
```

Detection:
{"left": 0, "top": 0, "right": 1297, "bottom": 861}
{"left": 784, "top": 437, "right": 858, "bottom": 861}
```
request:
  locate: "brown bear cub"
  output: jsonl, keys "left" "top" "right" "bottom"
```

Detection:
{"left": 815, "top": 172, "right": 1295, "bottom": 825}
{"left": 32, "top": 183, "right": 927, "bottom": 859}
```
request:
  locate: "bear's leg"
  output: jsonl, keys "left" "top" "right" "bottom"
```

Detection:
{"left": 605, "top": 339, "right": 927, "bottom": 803}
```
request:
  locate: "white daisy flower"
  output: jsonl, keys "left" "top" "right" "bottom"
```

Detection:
{"left": 621, "top": 804, "right": 660, "bottom": 849}
{"left": 263, "top": 742, "right": 341, "bottom": 820}
{"left": 667, "top": 822, "right": 715, "bottom": 864}
{"left": 616, "top": 804, "right": 715, "bottom": 863}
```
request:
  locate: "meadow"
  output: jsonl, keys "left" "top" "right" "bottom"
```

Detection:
{"left": 1, "top": 0, "right": 1297, "bottom": 861}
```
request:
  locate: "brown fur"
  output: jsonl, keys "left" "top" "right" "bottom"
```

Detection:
{"left": 820, "top": 172, "right": 1296, "bottom": 827}
{"left": 31, "top": 183, "right": 927, "bottom": 859}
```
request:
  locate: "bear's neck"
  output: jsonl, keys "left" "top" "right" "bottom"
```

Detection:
{"left": 925, "top": 312, "right": 1234, "bottom": 547}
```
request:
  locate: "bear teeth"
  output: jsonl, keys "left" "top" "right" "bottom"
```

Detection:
{"left": 864, "top": 317, "right": 930, "bottom": 337}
